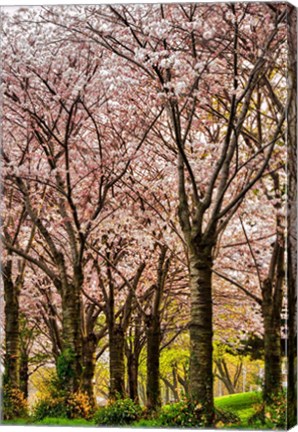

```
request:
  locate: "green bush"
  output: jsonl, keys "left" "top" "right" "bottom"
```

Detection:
{"left": 33, "top": 391, "right": 94, "bottom": 421}
{"left": 94, "top": 398, "right": 142, "bottom": 426}
{"left": 2, "top": 385, "right": 28, "bottom": 420}
{"left": 159, "top": 400, "right": 203, "bottom": 427}
{"left": 66, "top": 391, "right": 94, "bottom": 420}
{"left": 158, "top": 400, "right": 240, "bottom": 428}
{"left": 266, "top": 391, "right": 286, "bottom": 429}
{"left": 32, "top": 396, "right": 68, "bottom": 421}
{"left": 248, "top": 391, "right": 286, "bottom": 429}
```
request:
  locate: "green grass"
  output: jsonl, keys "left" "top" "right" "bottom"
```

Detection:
{"left": 2, "top": 418, "right": 32, "bottom": 425}
{"left": 2, "top": 417, "right": 94, "bottom": 427}
{"left": 132, "top": 418, "right": 163, "bottom": 427}
{"left": 215, "top": 391, "right": 263, "bottom": 427}
{"left": 34, "top": 417, "right": 95, "bottom": 426}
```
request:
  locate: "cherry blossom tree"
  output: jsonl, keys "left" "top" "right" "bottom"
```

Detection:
{"left": 52, "top": 3, "right": 289, "bottom": 422}
{"left": 0, "top": 4, "right": 294, "bottom": 427}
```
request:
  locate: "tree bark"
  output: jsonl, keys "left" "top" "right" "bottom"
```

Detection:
{"left": 261, "top": 237, "right": 284, "bottom": 403}
{"left": 3, "top": 269, "right": 20, "bottom": 389}
{"left": 215, "top": 359, "right": 239, "bottom": 395}
{"left": 172, "top": 364, "right": 179, "bottom": 401}
{"left": 146, "top": 314, "right": 161, "bottom": 411}
{"left": 127, "top": 351, "right": 139, "bottom": 403}
{"left": 109, "top": 324, "right": 126, "bottom": 398}
{"left": 263, "top": 307, "right": 282, "bottom": 401}
{"left": 287, "top": 4, "right": 297, "bottom": 428}
{"left": 81, "top": 333, "right": 97, "bottom": 405}
{"left": 188, "top": 245, "right": 214, "bottom": 424}
{"left": 19, "top": 352, "right": 29, "bottom": 400}
{"left": 59, "top": 279, "right": 83, "bottom": 393}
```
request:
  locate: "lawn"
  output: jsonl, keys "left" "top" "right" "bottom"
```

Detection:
{"left": 215, "top": 391, "right": 262, "bottom": 425}
{"left": 2, "top": 418, "right": 95, "bottom": 427}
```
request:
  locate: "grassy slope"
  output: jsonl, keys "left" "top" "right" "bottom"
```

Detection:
{"left": 215, "top": 391, "right": 262, "bottom": 426}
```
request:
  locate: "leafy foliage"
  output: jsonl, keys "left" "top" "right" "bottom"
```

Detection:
{"left": 2, "top": 385, "right": 28, "bottom": 420}
{"left": 158, "top": 400, "right": 204, "bottom": 427}
{"left": 32, "top": 391, "right": 93, "bottom": 421}
{"left": 32, "top": 396, "right": 68, "bottom": 421}
{"left": 94, "top": 398, "right": 142, "bottom": 426}
{"left": 266, "top": 391, "right": 286, "bottom": 429}
{"left": 248, "top": 391, "right": 286, "bottom": 429}
{"left": 66, "top": 391, "right": 94, "bottom": 420}
{"left": 158, "top": 399, "right": 241, "bottom": 428}
{"left": 56, "top": 349, "right": 77, "bottom": 387}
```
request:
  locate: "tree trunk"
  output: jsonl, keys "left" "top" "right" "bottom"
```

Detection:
{"left": 262, "top": 280, "right": 282, "bottom": 402}
{"left": 127, "top": 351, "right": 139, "bottom": 403}
{"left": 172, "top": 365, "right": 179, "bottom": 401}
{"left": 59, "top": 281, "right": 83, "bottom": 393}
{"left": 19, "top": 352, "right": 29, "bottom": 400}
{"left": 165, "top": 385, "right": 170, "bottom": 404}
{"left": 3, "top": 273, "right": 20, "bottom": 389}
{"left": 139, "top": 380, "right": 146, "bottom": 406}
{"left": 109, "top": 324, "right": 126, "bottom": 398}
{"left": 215, "top": 360, "right": 236, "bottom": 395}
{"left": 81, "top": 333, "right": 97, "bottom": 406}
{"left": 189, "top": 246, "right": 214, "bottom": 424}
{"left": 146, "top": 314, "right": 161, "bottom": 411}
{"left": 287, "top": 4, "right": 297, "bottom": 428}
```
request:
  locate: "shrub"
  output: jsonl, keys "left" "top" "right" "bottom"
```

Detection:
{"left": 2, "top": 385, "right": 28, "bottom": 420}
{"left": 159, "top": 400, "right": 203, "bottom": 427}
{"left": 158, "top": 400, "right": 240, "bottom": 428}
{"left": 32, "top": 396, "right": 68, "bottom": 421}
{"left": 94, "top": 398, "right": 142, "bottom": 426}
{"left": 33, "top": 391, "right": 94, "bottom": 421}
{"left": 265, "top": 391, "right": 286, "bottom": 429}
{"left": 248, "top": 391, "right": 286, "bottom": 429}
{"left": 66, "top": 392, "right": 94, "bottom": 420}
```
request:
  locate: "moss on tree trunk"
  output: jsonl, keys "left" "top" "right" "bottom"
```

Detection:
{"left": 60, "top": 281, "right": 83, "bottom": 393}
